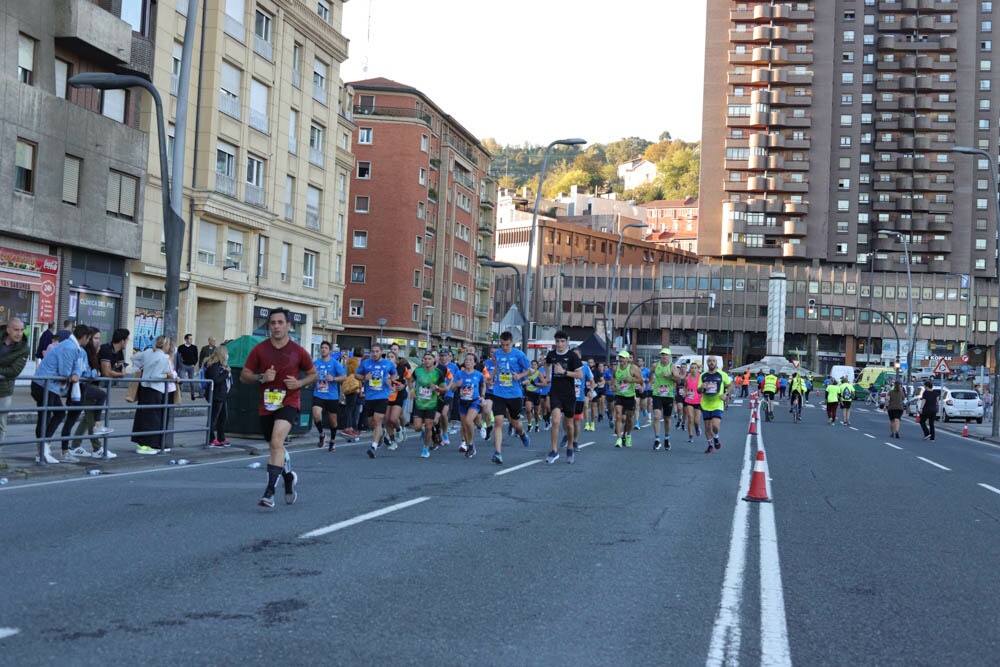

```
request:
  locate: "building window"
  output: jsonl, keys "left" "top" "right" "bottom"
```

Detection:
{"left": 62, "top": 155, "right": 81, "bottom": 205}
{"left": 281, "top": 242, "right": 290, "bottom": 281}
{"left": 102, "top": 89, "right": 126, "bottom": 123}
{"left": 303, "top": 251, "right": 317, "bottom": 288}
{"left": 358, "top": 127, "right": 372, "bottom": 144}
{"left": 198, "top": 220, "right": 218, "bottom": 265}
{"left": 245, "top": 154, "right": 265, "bottom": 206}
{"left": 288, "top": 109, "right": 298, "bottom": 154}
{"left": 420, "top": 134, "right": 429, "bottom": 152}
{"left": 338, "top": 172, "right": 347, "bottom": 202}
{"left": 309, "top": 123, "right": 325, "bottom": 166}
{"left": 419, "top": 167, "right": 427, "bottom": 185}
{"left": 313, "top": 59, "right": 328, "bottom": 104}
{"left": 415, "top": 236, "right": 423, "bottom": 254}
{"left": 18, "top": 34, "right": 35, "bottom": 85}
{"left": 353, "top": 231, "right": 368, "bottom": 248}
{"left": 14, "top": 139, "right": 35, "bottom": 194}
{"left": 317, "top": 0, "right": 330, "bottom": 22}
{"left": 285, "top": 175, "right": 295, "bottom": 221}
{"left": 306, "top": 185, "right": 321, "bottom": 230}
{"left": 292, "top": 42, "right": 302, "bottom": 88}
{"left": 350, "top": 265, "right": 366, "bottom": 283}
{"left": 257, "top": 235, "right": 268, "bottom": 278}
{"left": 249, "top": 80, "right": 269, "bottom": 133}
{"left": 226, "top": 229, "right": 244, "bottom": 270}
{"left": 55, "top": 59, "right": 70, "bottom": 99}
{"left": 253, "top": 9, "right": 273, "bottom": 60}
{"left": 220, "top": 62, "right": 242, "bottom": 119}
{"left": 349, "top": 299, "right": 364, "bottom": 317}
{"left": 842, "top": 72, "right": 854, "bottom": 84}
{"left": 413, "top": 270, "right": 421, "bottom": 288}
{"left": 417, "top": 201, "right": 425, "bottom": 220}
{"left": 224, "top": 0, "right": 245, "bottom": 40}
{"left": 355, "top": 196, "right": 369, "bottom": 213}
{"left": 216, "top": 141, "right": 237, "bottom": 196}
{"left": 357, "top": 161, "right": 371, "bottom": 179}
{"left": 106, "top": 171, "right": 138, "bottom": 220}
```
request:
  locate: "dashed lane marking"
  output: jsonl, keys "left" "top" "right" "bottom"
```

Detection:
{"left": 977, "top": 483, "right": 1000, "bottom": 496}
{"left": 0, "top": 628, "right": 20, "bottom": 640}
{"left": 884, "top": 442, "right": 904, "bottom": 450}
{"left": 299, "top": 497, "right": 431, "bottom": 538}
{"left": 864, "top": 433, "right": 875, "bottom": 439}
{"left": 917, "top": 457, "right": 951, "bottom": 472}
{"left": 494, "top": 460, "right": 541, "bottom": 476}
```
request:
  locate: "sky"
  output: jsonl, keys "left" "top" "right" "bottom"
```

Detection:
{"left": 339, "top": 0, "right": 708, "bottom": 148}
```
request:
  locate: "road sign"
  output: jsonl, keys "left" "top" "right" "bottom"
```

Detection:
{"left": 960, "top": 353, "right": 970, "bottom": 363}
{"left": 792, "top": 359, "right": 799, "bottom": 368}
{"left": 932, "top": 358, "right": 951, "bottom": 375}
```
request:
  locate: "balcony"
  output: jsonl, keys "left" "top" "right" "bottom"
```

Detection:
{"left": 249, "top": 110, "right": 269, "bottom": 134}
{"left": 475, "top": 305, "right": 489, "bottom": 317}
{"left": 478, "top": 220, "right": 494, "bottom": 234}
{"left": 422, "top": 289, "right": 433, "bottom": 299}
{"left": 253, "top": 36, "right": 273, "bottom": 61}
{"left": 306, "top": 206, "right": 320, "bottom": 230}
{"left": 219, "top": 92, "right": 241, "bottom": 120}
{"left": 782, "top": 242, "right": 807, "bottom": 258}
{"left": 313, "top": 86, "right": 327, "bottom": 106}
{"left": 353, "top": 104, "right": 432, "bottom": 126}
{"left": 224, "top": 16, "right": 245, "bottom": 43}
{"left": 245, "top": 183, "right": 265, "bottom": 208}
{"left": 54, "top": 0, "right": 131, "bottom": 65}
{"left": 309, "top": 148, "right": 324, "bottom": 168}
{"left": 476, "top": 278, "right": 490, "bottom": 291}
{"left": 215, "top": 172, "right": 236, "bottom": 197}
{"left": 783, "top": 219, "right": 807, "bottom": 237}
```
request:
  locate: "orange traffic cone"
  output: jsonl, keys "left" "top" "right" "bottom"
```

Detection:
{"left": 963, "top": 423, "right": 969, "bottom": 437}
{"left": 743, "top": 450, "right": 771, "bottom": 502}
{"left": 748, "top": 415, "right": 757, "bottom": 435}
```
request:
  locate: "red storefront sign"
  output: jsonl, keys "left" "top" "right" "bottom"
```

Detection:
{"left": 0, "top": 246, "right": 59, "bottom": 321}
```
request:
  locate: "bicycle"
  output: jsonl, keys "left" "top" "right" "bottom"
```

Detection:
{"left": 790, "top": 393, "right": 803, "bottom": 422}
{"left": 864, "top": 391, "right": 879, "bottom": 408}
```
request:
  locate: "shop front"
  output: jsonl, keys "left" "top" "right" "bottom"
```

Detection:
{"left": 0, "top": 245, "right": 59, "bottom": 354}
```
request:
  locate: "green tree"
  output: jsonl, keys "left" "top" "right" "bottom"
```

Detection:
{"left": 604, "top": 137, "right": 652, "bottom": 166}
{"left": 657, "top": 145, "right": 701, "bottom": 199}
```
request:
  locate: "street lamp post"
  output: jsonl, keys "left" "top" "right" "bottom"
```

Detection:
{"left": 608, "top": 222, "right": 648, "bottom": 356}
{"left": 876, "top": 229, "right": 913, "bottom": 381}
{"left": 950, "top": 146, "right": 1000, "bottom": 438}
{"left": 376, "top": 317, "right": 387, "bottom": 346}
{"left": 523, "top": 138, "right": 586, "bottom": 347}
{"left": 423, "top": 306, "right": 435, "bottom": 349}
{"left": 69, "top": 73, "right": 184, "bottom": 342}
{"left": 479, "top": 257, "right": 525, "bottom": 351}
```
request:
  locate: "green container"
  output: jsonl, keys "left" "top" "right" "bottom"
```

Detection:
{"left": 224, "top": 335, "right": 313, "bottom": 437}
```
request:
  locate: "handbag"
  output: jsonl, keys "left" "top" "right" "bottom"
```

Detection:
{"left": 124, "top": 372, "right": 141, "bottom": 403}
{"left": 171, "top": 389, "right": 182, "bottom": 405}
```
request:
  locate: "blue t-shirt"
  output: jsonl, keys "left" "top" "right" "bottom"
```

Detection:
{"left": 536, "top": 367, "right": 550, "bottom": 396}
{"left": 603, "top": 368, "right": 615, "bottom": 396}
{"left": 641, "top": 367, "right": 651, "bottom": 391}
{"left": 483, "top": 358, "right": 497, "bottom": 395}
{"left": 453, "top": 368, "right": 485, "bottom": 403}
{"left": 357, "top": 357, "right": 397, "bottom": 401}
{"left": 443, "top": 362, "right": 460, "bottom": 398}
{"left": 313, "top": 357, "right": 346, "bottom": 400}
{"left": 576, "top": 363, "right": 594, "bottom": 402}
{"left": 492, "top": 348, "right": 531, "bottom": 399}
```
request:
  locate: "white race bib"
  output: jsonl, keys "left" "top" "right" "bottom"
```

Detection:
{"left": 264, "top": 388, "right": 286, "bottom": 411}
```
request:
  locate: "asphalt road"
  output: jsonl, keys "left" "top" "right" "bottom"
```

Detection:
{"left": 1, "top": 398, "right": 997, "bottom": 666}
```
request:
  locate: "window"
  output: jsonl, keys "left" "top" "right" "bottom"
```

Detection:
{"left": 417, "top": 201, "right": 425, "bottom": 220}
{"left": 122, "top": 0, "right": 150, "bottom": 33}
{"left": 257, "top": 235, "right": 268, "bottom": 278}
{"left": 303, "top": 251, "right": 317, "bottom": 288}
{"left": 55, "top": 59, "right": 70, "bottom": 99}
{"left": 224, "top": 0, "right": 245, "bottom": 40}
{"left": 353, "top": 231, "right": 368, "bottom": 248}
{"left": 976, "top": 239, "right": 987, "bottom": 251}
{"left": 350, "top": 265, "right": 366, "bottom": 283}
{"left": 412, "top": 304, "right": 420, "bottom": 323}
{"left": 62, "top": 155, "right": 81, "bottom": 205}
{"left": 105, "top": 171, "right": 137, "bottom": 220}
{"left": 357, "top": 161, "right": 371, "bottom": 179}
{"left": 249, "top": 80, "right": 269, "bottom": 132}
{"left": 306, "top": 185, "right": 320, "bottom": 230}
{"left": 313, "top": 59, "right": 328, "bottom": 104}
{"left": 842, "top": 73, "right": 854, "bottom": 84}
{"left": 420, "top": 134, "right": 429, "bottom": 152}
{"left": 355, "top": 195, "right": 369, "bottom": 213}
{"left": 226, "top": 229, "right": 244, "bottom": 270}
{"left": 413, "top": 270, "right": 421, "bottom": 288}
{"left": 102, "top": 89, "right": 126, "bottom": 123}
{"left": 220, "top": 62, "right": 241, "bottom": 119}
{"left": 198, "top": 221, "right": 218, "bottom": 265}
{"left": 244, "top": 155, "right": 264, "bottom": 205}
{"left": 14, "top": 139, "right": 35, "bottom": 194}
{"left": 281, "top": 242, "right": 290, "bottom": 281}
{"left": 253, "top": 9, "right": 273, "bottom": 59}
{"left": 284, "top": 175, "right": 295, "bottom": 221}
{"left": 309, "top": 123, "right": 325, "bottom": 166}
{"left": 358, "top": 127, "right": 372, "bottom": 144}
{"left": 844, "top": 30, "right": 855, "bottom": 43}
{"left": 317, "top": 0, "right": 330, "bottom": 21}
{"left": 415, "top": 236, "right": 423, "bottom": 254}
{"left": 292, "top": 43, "right": 302, "bottom": 87}
{"left": 418, "top": 167, "right": 427, "bottom": 185}
{"left": 288, "top": 109, "right": 298, "bottom": 154}
{"left": 349, "top": 299, "right": 364, "bottom": 317}
{"left": 18, "top": 34, "right": 35, "bottom": 85}
{"left": 835, "top": 243, "right": 848, "bottom": 255}
{"left": 337, "top": 172, "right": 347, "bottom": 202}
{"left": 215, "top": 141, "right": 237, "bottom": 195}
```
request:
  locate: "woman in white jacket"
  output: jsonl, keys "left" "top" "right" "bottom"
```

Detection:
{"left": 131, "top": 335, "right": 177, "bottom": 454}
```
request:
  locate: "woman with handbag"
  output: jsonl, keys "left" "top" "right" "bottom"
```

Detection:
{"left": 204, "top": 345, "right": 232, "bottom": 447}
{"left": 131, "top": 335, "right": 177, "bottom": 454}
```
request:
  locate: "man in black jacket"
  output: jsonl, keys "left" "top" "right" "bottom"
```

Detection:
{"left": 0, "top": 318, "right": 29, "bottom": 441}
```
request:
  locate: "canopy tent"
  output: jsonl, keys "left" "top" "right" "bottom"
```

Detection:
{"left": 573, "top": 333, "right": 607, "bottom": 359}
{"left": 729, "top": 355, "right": 815, "bottom": 377}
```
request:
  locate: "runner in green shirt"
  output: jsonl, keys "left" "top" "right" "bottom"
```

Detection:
{"left": 613, "top": 350, "right": 644, "bottom": 448}
{"left": 409, "top": 352, "right": 448, "bottom": 458}
{"left": 698, "top": 357, "right": 732, "bottom": 454}
{"left": 651, "top": 347, "right": 683, "bottom": 451}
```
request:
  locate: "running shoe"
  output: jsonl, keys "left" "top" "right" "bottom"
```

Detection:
{"left": 458, "top": 442, "right": 469, "bottom": 453}
{"left": 653, "top": 439, "right": 661, "bottom": 451}
{"left": 704, "top": 444, "right": 714, "bottom": 454}
{"left": 633, "top": 424, "right": 640, "bottom": 431}
{"left": 567, "top": 448, "right": 575, "bottom": 464}
{"left": 258, "top": 494, "right": 275, "bottom": 508}
{"left": 561, "top": 434, "right": 569, "bottom": 448}
{"left": 318, "top": 433, "right": 326, "bottom": 449}
{"left": 714, "top": 437, "right": 721, "bottom": 450}
{"left": 284, "top": 471, "right": 298, "bottom": 505}
{"left": 545, "top": 450, "right": 559, "bottom": 464}
{"left": 92, "top": 426, "right": 114, "bottom": 436}
{"left": 519, "top": 432, "right": 530, "bottom": 447}
{"left": 61, "top": 451, "right": 79, "bottom": 463}
{"left": 485, "top": 425, "right": 493, "bottom": 440}
{"left": 135, "top": 445, "right": 158, "bottom": 455}
{"left": 367, "top": 444, "right": 377, "bottom": 458}
{"left": 479, "top": 425, "right": 487, "bottom": 440}
{"left": 544, "top": 420, "right": 551, "bottom": 431}
{"left": 492, "top": 451, "right": 503, "bottom": 465}
{"left": 625, "top": 436, "right": 632, "bottom": 448}
{"left": 420, "top": 446, "right": 430, "bottom": 458}
{"left": 615, "top": 437, "right": 623, "bottom": 448}
{"left": 210, "top": 439, "right": 225, "bottom": 448}
{"left": 328, "top": 439, "right": 336, "bottom": 452}
{"left": 664, "top": 439, "right": 671, "bottom": 451}
{"left": 695, "top": 425, "right": 701, "bottom": 436}
{"left": 441, "top": 434, "right": 451, "bottom": 446}
{"left": 92, "top": 447, "right": 117, "bottom": 459}
{"left": 68, "top": 446, "right": 90, "bottom": 458}
{"left": 466, "top": 445, "right": 477, "bottom": 459}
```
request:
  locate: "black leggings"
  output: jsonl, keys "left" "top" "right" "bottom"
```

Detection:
{"left": 920, "top": 412, "right": 936, "bottom": 439}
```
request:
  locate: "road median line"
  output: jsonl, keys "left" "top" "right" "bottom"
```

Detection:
{"left": 916, "top": 456, "right": 951, "bottom": 472}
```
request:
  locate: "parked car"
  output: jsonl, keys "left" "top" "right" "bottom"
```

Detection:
{"left": 939, "top": 388, "right": 984, "bottom": 423}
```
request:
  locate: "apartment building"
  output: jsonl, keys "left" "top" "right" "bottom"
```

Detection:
{"left": 0, "top": 0, "right": 150, "bottom": 353}
{"left": 341, "top": 77, "right": 494, "bottom": 353}
{"left": 644, "top": 198, "right": 700, "bottom": 254}
{"left": 700, "top": 0, "right": 1000, "bottom": 366}
{"left": 120, "top": 0, "right": 352, "bottom": 351}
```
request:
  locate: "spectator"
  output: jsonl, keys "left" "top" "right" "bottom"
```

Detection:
{"left": 0, "top": 317, "right": 29, "bottom": 441}
{"left": 204, "top": 345, "right": 232, "bottom": 447}
{"left": 131, "top": 335, "right": 177, "bottom": 454}
{"left": 31, "top": 324, "right": 94, "bottom": 463}
{"left": 198, "top": 336, "right": 217, "bottom": 369}
{"left": 177, "top": 333, "right": 201, "bottom": 399}
{"left": 35, "top": 321, "right": 55, "bottom": 359}
{"left": 68, "top": 327, "right": 113, "bottom": 457}
{"left": 55, "top": 319, "right": 74, "bottom": 343}
{"left": 983, "top": 387, "right": 993, "bottom": 422}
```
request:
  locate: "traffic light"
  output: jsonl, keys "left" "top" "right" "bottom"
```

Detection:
{"left": 807, "top": 298, "right": 816, "bottom": 315}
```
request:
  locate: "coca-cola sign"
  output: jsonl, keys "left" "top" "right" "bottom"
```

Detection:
{"left": 0, "top": 246, "right": 59, "bottom": 275}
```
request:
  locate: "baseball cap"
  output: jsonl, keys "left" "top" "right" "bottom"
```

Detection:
{"left": 659, "top": 347, "right": 672, "bottom": 355}
{"left": 617, "top": 350, "right": 630, "bottom": 359}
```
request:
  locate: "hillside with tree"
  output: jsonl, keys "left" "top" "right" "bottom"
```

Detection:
{"left": 482, "top": 133, "right": 700, "bottom": 204}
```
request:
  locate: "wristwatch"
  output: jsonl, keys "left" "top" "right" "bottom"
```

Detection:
{"left": 258, "top": 373, "right": 266, "bottom": 384}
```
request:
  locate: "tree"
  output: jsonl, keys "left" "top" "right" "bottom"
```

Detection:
{"left": 604, "top": 137, "right": 652, "bottom": 166}
{"left": 657, "top": 145, "right": 700, "bottom": 199}
{"left": 628, "top": 181, "right": 664, "bottom": 204}
{"left": 545, "top": 168, "right": 597, "bottom": 198}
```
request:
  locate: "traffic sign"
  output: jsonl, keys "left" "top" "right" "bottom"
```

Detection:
{"left": 932, "top": 358, "right": 951, "bottom": 375}
{"left": 792, "top": 359, "right": 799, "bottom": 368}
{"left": 960, "top": 353, "right": 970, "bottom": 363}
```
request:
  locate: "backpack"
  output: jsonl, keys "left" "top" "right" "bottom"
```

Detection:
{"left": 841, "top": 385, "right": 853, "bottom": 401}
{"left": 342, "top": 374, "right": 361, "bottom": 395}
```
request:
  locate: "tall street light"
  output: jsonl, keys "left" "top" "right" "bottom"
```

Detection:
{"left": 580, "top": 301, "right": 609, "bottom": 367}
{"left": 522, "top": 138, "right": 587, "bottom": 346}
{"left": 69, "top": 73, "right": 184, "bottom": 342}
{"left": 950, "top": 145, "right": 1000, "bottom": 438}
{"left": 423, "top": 306, "right": 435, "bottom": 349}
{"left": 608, "top": 222, "right": 648, "bottom": 355}
{"left": 876, "top": 229, "right": 913, "bottom": 381}
{"left": 479, "top": 256, "right": 525, "bottom": 352}
{"left": 376, "top": 317, "right": 387, "bottom": 346}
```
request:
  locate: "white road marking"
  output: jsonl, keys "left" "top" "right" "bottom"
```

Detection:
{"left": 884, "top": 442, "right": 904, "bottom": 450}
{"left": 977, "top": 483, "right": 1000, "bottom": 496}
{"left": 299, "top": 497, "right": 431, "bottom": 539}
{"left": 494, "top": 460, "right": 541, "bottom": 476}
{"left": 577, "top": 441, "right": 595, "bottom": 449}
{"left": 706, "top": 434, "right": 753, "bottom": 666}
{"left": 0, "top": 627, "right": 20, "bottom": 640}
{"left": 917, "top": 457, "right": 951, "bottom": 472}
{"left": 849, "top": 427, "right": 859, "bottom": 431}
{"left": 864, "top": 433, "right": 875, "bottom": 439}
{"left": 759, "top": 503, "right": 792, "bottom": 666}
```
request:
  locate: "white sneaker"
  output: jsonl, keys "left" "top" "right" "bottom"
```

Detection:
{"left": 61, "top": 451, "right": 79, "bottom": 463}
{"left": 478, "top": 426, "right": 487, "bottom": 439}
{"left": 36, "top": 443, "right": 60, "bottom": 464}
{"left": 92, "top": 426, "right": 114, "bottom": 436}
{"left": 68, "top": 446, "right": 91, "bottom": 458}
{"left": 92, "top": 447, "right": 118, "bottom": 459}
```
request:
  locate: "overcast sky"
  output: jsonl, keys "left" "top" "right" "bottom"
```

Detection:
{"left": 340, "top": 0, "right": 708, "bottom": 147}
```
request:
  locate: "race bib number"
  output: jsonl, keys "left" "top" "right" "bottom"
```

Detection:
{"left": 499, "top": 372, "right": 513, "bottom": 387}
{"left": 264, "top": 389, "right": 286, "bottom": 411}
{"left": 658, "top": 385, "right": 672, "bottom": 395}
{"left": 618, "top": 381, "right": 630, "bottom": 392}
{"left": 370, "top": 377, "right": 383, "bottom": 389}
{"left": 574, "top": 378, "right": 582, "bottom": 391}
{"left": 460, "top": 385, "right": 475, "bottom": 400}
{"left": 703, "top": 381, "right": 719, "bottom": 395}
{"left": 317, "top": 381, "right": 329, "bottom": 392}
{"left": 418, "top": 386, "right": 434, "bottom": 400}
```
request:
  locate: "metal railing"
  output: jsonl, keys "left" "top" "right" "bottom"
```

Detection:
{"left": 2, "top": 375, "right": 214, "bottom": 466}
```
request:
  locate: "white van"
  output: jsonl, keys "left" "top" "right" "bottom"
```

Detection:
{"left": 830, "top": 365, "right": 858, "bottom": 383}
{"left": 674, "top": 354, "right": 724, "bottom": 371}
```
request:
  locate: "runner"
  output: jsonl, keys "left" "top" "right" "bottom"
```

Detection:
{"left": 409, "top": 351, "right": 448, "bottom": 458}
{"left": 536, "top": 362, "right": 552, "bottom": 431}
{"left": 490, "top": 331, "right": 532, "bottom": 464}
{"left": 572, "top": 349, "right": 594, "bottom": 447}
{"left": 523, "top": 360, "right": 542, "bottom": 432}
{"left": 437, "top": 348, "right": 460, "bottom": 447}
{"left": 590, "top": 361, "right": 607, "bottom": 431}
{"left": 839, "top": 376, "right": 854, "bottom": 425}
{"left": 542, "top": 331, "right": 584, "bottom": 464}
{"left": 355, "top": 343, "right": 397, "bottom": 458}
{"left": 682, "top": 362, "right": 702, "bottom": 442}
{"left": 481, "top": 345, "right": 498, "bottom": 440}
{"left": 311, "top": 341, "right": 347, "bottom": 452}
{"left": 612, "top": 350, "right": 643, "bottom": 448}
{"left": 240, "top": 307, "right": 318, "bottom": 508}
{"left": 384, "top": 350, "right": 411, "bottom": 450}
{"left": 637, "top": 356, "right": 652, "bottom": 426}
{"left": 651, "top": 347, "right": 682, "bottom": 451}
{"left": 603, "top": 362, "right": 616, "bottom": 428}
{"left": 698, "top": 356, "right": 732, "bottom": 454}
{"left": 451, "top": 352, "right": 486, "bottom": 458}
{"left": 824, "top": 376, "right": 842, "bottom": 425}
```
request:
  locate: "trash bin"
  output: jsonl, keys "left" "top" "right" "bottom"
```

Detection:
{"left": 225, "top": 335, "right": 313, "bottom": 437}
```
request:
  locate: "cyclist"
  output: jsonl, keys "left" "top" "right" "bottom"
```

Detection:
{"left": 789, "top": 372, "right": 807, "bottom": 422}
{"left": 762, "top": 369, "right": 779, "bottom": 421}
